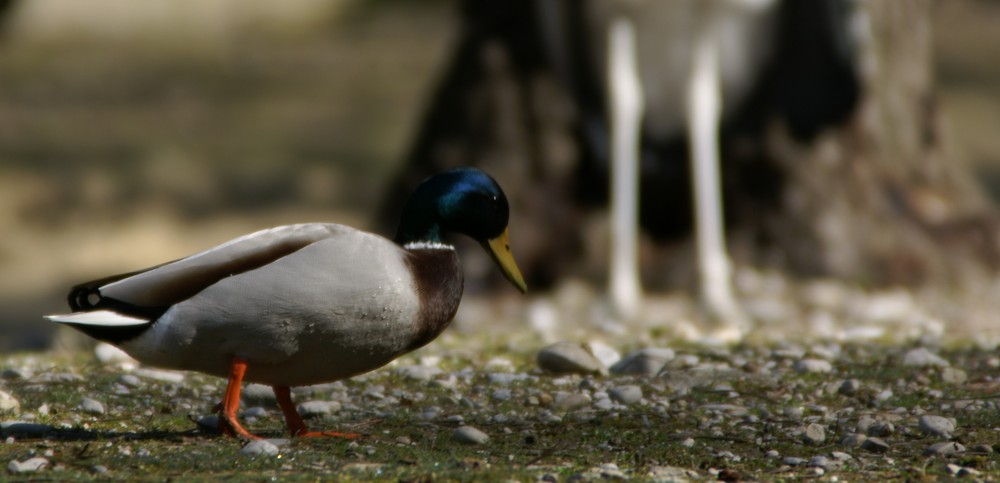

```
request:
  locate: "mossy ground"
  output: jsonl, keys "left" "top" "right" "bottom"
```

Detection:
{"left": 2, "top": 345, "right": 999, "bottom": 481}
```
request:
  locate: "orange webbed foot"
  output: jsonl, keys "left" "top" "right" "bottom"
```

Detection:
{"left": 214, "top": 356, "right": 264, "bottom": 440}
{"left": 272, "top": 385, "right": 361, "bottom": 439}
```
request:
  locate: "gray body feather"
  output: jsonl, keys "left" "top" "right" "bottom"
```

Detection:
{"left": 53, "top": 224, "right": 444, "bottom": 386}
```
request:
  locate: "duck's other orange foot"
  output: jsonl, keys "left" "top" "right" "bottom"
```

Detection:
{"left": 271, "top": 385, "right": 361, "bottom": 439}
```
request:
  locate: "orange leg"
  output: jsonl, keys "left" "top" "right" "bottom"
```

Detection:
{"left": 215, "top": 356, "right": 261, "bottom": 440}
{"left": 272, "top": 385, "right": 359, "bottom": 439}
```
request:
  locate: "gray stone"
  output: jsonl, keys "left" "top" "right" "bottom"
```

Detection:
{"left": 94, "top": 342, "right": 135, "bottom": 364}
{"left": 796, "top": 359, "right": 833, "bottom": 374}
{"left": 665, "top": 354, "right": 700, "bottom": 370}
{"left": 395, "top": 365, "right": 441, "bottom": 381}
{"left": 802, "top": 423, "right": 826, "bottom": 445}
{"left": 960, "top": 468, "right": 983, "bottom": 478}
{"left": 861, "top": 437, "right": 890, "bottom": 453}
{"left": 700, "top": 404, "right": 750, "bottom": 417}
{"left": 453, "top": 426, "right": 489, "bottom": 445}
{"left": 554, "top": 392, "right": 591, "bottom": 411}
{"left": 610, "top": 348, "right": 675, "bottom": 375}
{"left": 35, "top": 373, "right": 83, "bottom": 383}
{"left": 118, "top": 374, "right": 142, "bottom": 388}
{"left": 773, "top": 345, "right": 806, "bottom": 359}
{"left": 918, "top": 415, "right": 955, "bottom": 438}
{"left": 297, "top": 400, "right": 340, "bottom": 418}
{"left": 133, "top": 368, "right": 185, "bottom": 383}
{"left": 840, "top": 433, "right": 867, "bottom": 448}
{"left": 487, "top": 373, "right": 529, "bottom": 385}
{"left": 715, "top": 451, "right": 741, "bottom": 462}
{"left": 874, "top": 389, "right": 893, "bottom": 402}
{"left": 0, "top": 391, "right": 19, "bottom": 413}
{"left": 91, "top": 465, "right": 109, "bottom": 474}
{"left": 242, "top": 384, "right": 276, "bottom": 404}
{"left": 831, "top": 451, "right": 854, "bottom": 461}
{"left": 608, "top": 385, "right": 643, "bottom": 405}
{"left": 868, "top": 421, "right": 894, "bottom": 437}
{"left": 784, "top": 406, "right": 804, "bottom": 419}
{"left": 940, "top": 368, "right": 967, "bottom": 385}
{"left": 241, "top": 439, "right": 280, "bottom": 456}
{"left": 586, "top": 341, "right": 622, "bottom": 368}
{"left": 80, "top": 397, "right": 105, "bottom": 415}
{"left": 593, "top": 398, "right": 615, "bottom": 411}
{"left": 924, "top": 442, "right": 965, "bottom": 456}
{"left": 594, "top": 462, "right": 626, "bottom": 479}
{"left": 196, "top": 415, "right": 220, "bottom": 432}
{"left": 647, "top": 465, "right": 698, "bottom": 481}
{"left": 7, "top": 457, "right": 48, "bottom": 473}
{"left": 808, "top": 456, "right": 840, "bottom": 470}
{"left": 492, "top": 389, "right": 512, "bottom": 402}
{"left": 782, "top": 457, "right": 807, "bottom": 466}
{"left": 1, "top": 368, "right": 29, "bottom": 380}
{"left": 537, "top": 342, "right": 607, "bottom": 375}
{"left": 969, "top": 444, "right": 994, "bottom": 454}
{"left": 838, "top": 379, "right": 862, "bottom": 395}
{"left": 902, "top": 348, "right": 949, "bottom": 368}
{"left": 363, "top": 385, "right": 385, "bottom": 400}
{"left": 242, "top": 407, "right": 268, "bottom": 418}
{"left": 855, "top": 415, "right": 875, "bottom": 433}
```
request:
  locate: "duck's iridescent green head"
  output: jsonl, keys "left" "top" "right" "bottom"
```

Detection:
{"left": 395, "top": 168, "right": 527, "bottom": 293}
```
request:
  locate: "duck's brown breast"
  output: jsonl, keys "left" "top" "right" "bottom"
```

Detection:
{"left": 404, "top": 247, "right": 463, "bottom": 351}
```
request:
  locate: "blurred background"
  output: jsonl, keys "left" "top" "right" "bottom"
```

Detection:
{"left": 0, "top": 0, "right": 998, "bottom": 351}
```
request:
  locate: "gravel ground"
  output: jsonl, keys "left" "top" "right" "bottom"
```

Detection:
{"left": 1, "top": 343, "right": 997, "bottom": 480}
{"left": 2, "top": 274, "right": 1000, "bottom": 480}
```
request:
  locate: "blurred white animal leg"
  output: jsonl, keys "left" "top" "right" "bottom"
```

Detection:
{"left": 607, "top": 17, "right": 644, "bottom": 320}
{"left": 687, "top": 11, "right": 748, "bottom": 338}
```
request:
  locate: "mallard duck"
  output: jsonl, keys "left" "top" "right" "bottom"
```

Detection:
{"left": 46, "top": 167, "right": 526, "bottom": 440}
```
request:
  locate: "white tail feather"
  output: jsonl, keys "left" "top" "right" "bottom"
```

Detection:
{"left": 45, "top": 310, "right": 149, "bottom": 327}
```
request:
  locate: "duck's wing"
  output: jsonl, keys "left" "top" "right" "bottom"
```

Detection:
{"left": 46, "top": 224, "right": 349, "bottom": 341}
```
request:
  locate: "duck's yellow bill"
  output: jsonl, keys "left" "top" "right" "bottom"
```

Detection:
{"left": 484, "top": 228, "right": 527, "bottom": 293}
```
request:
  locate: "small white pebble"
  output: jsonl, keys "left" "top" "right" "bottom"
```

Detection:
{"left": 902, "top": 348, "right": 949, "bottom": 368}
{"left": 0, "top": 391, "right": 19, "bottom": 413}
{"left": 80, "top": 398, "right": 105, "bottom": 415}
{"left": 133, "top": 368, "right": 185, "bottom": 383}
{"left": 241, "top": 440, "right": 280, "bottom": 456}
{"left": 7, "top": 457, "right": 49, "bottom": 474}
{"left": 608, "top": 385, "right": 643, "bottom": 405}
{"left": 453, "top": 426, "right": 490, "bottom": 445}
{"left": 94, "top": 342, "right": 136, "bottom": 364}
{"left": 796, "top": 359, "right": 833, "bottom": 374}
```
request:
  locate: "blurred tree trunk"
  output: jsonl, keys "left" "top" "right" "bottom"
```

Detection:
{"left": 382, "top": 0, "right": 1000, "bottom": 291}
{"left": 757, "top": 0, "right": 1000, "bottom": 285}
{"left": 0, "top": 0, "right": 18, "bottom": 37}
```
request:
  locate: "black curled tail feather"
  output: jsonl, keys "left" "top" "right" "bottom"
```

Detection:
{"left": 68, "top": 270, "right": 142, "bottom": 311}
{"left": 63, "top": 271, "right": 170, "bottom": 345}
{"left": 67, "top": 265, "right": 173, "bottom": 318}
